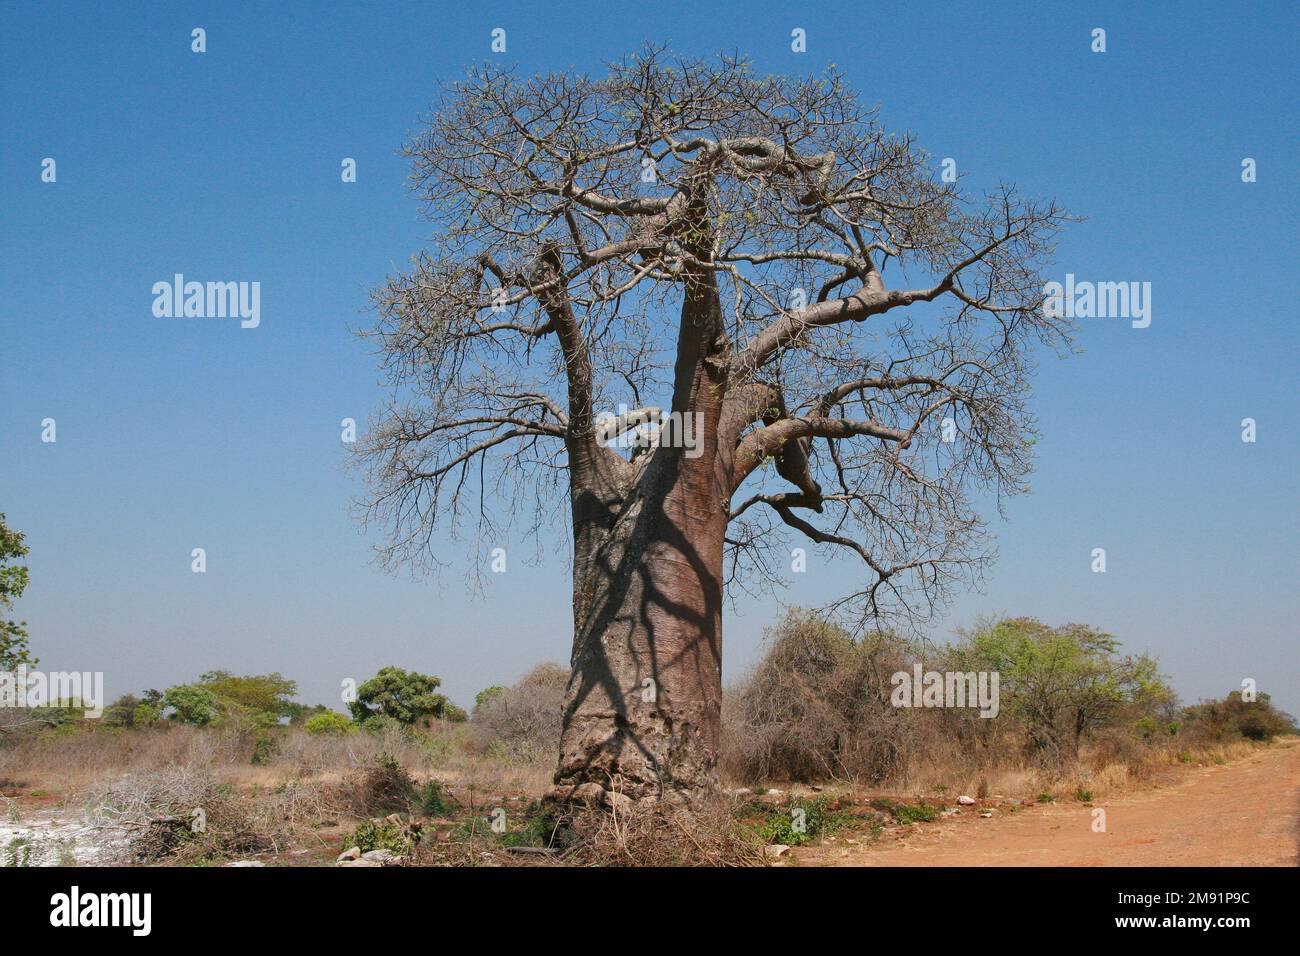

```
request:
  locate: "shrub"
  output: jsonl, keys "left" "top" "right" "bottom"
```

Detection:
{"left": 758, "top": 796, "right": 844, "bottom": 845}
{"left": 304, "top": 712, "right": 355, "bottom": 736}
{"left": 102, "top": 694, "right": 142, "bottom": 728}
{"left": 331, "top": 752, "right": 416, "bottom": 816}
{"left": 892, "top": 802, "right": 939, "bottom": 824}
{"left": 250, "top": 731, "right": 277, "bottom": 765}
{"left": 360, "top": 714, "right": 406, "bottom": 737}
{"left": 494, "top": 804, "right": 553, "bottom": 848}
{"left": 416, "top": 779, "right": 452, "bottom": 817}
{"left": 471, "top": 663, "right": 567, "bottom": 761}
{"left": 347, "top": 818, "right": 413, "bottom": 855}
{"left": 721, "top": 609, "right": 914, "bottom": 784}
{"left": 1181, "top": 691, "right": 1297, "bottom": 743}
{"left": 83, "top": 767, "right": 282, "bottom": 864}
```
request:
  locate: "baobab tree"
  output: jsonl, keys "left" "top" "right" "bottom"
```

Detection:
{"left": 359, "top": 48, "right": 1071, "bottom": 807}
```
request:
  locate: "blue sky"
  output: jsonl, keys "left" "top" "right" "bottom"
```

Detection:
{"left": 2, "top": 0, "right": 1296, "bottom": 715}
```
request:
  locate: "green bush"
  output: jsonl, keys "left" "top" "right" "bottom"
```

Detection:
{"left": 304, "top": 712, "right": 355, "bottom": 736}
{"left": 416, "top": 780, "right": 452, "bottom": 817}
{"left": 361, "top": 714, "right": 406, "bottom": 737}
{"left": 759, "top": 797, "right": 843, "bottom": 845}
{"left": 163, "top": 685, "right": 223, "bottom": 726}
{"left": 347, "top": 818, "right": 412, "bottom": 855}
{"left": 1181, "top": 691, "right": 1297, "bottom": 743}
{"left": 251, "top": 731, "right": 277, "bottom": 765}
{"left": 496, "top": 805, "right": 552, "bottom": 848}
{"left": 892, "top": 802, "right": 940, "bottom": 824}
{"left": 474, "top": 685, "right": 505, "bottom": 712}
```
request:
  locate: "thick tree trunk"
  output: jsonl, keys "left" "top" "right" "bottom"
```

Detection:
{"left": 550, "top": 444, "right": 727, "bottom": 806}
{"left": 541, "top": 189, "right": 742, "bottom": 809}
{"left": 550, "top": 259, "right": 732, "bottom": 807}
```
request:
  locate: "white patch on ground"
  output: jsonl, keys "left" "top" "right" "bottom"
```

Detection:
{"left": 0, "top": 811, "right": 131, "bottom": 866}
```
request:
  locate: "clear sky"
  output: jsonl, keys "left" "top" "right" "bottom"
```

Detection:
{"left": 2, "top": 0, "right": 1296, "bottom": 716}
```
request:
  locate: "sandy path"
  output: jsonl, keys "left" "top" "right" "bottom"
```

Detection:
{"left": 805, "top": 739, "right": 1300, "bottom": 867}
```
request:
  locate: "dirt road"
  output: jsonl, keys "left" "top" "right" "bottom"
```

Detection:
{"left": 805, "top": 740, "right": 1300, "bottom": 867}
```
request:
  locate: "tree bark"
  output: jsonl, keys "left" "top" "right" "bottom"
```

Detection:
{"left": 550, "top": 450, "right": 726, "bottom": 806}
{"left": 550, "top": 246, "right": 733, "bottom": 808}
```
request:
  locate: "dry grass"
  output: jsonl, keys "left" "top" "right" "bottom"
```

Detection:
{"left": 81, "top": 765, "right": 290, "bottom": 864}
{"left": 406, "top": 795, "right": 767, "bottom": 868}
{"left": 0, "top": 719, "right": 558, "bottom": 866}
{"left": 0, "top": 721, "right": 1281, "bottom": 867}
{"left": 0, "top": 720, "right": 553, "bottom": 801}
{"left": 556, "top": 797, "right": 767, "bottom": 867}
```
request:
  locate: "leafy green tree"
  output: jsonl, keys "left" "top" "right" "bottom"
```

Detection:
{"left": 953, "top": 618, "right": 1175, "bottom": 763}
{"left": 195, "top": 670, "right": 297, "bottom": 720}
{"left": 0, "top": 514, "right": 35, "bottom": 670}
{"left": 284, "top": 701, "right": 332, "bottom": 725}
{"left": 130, "top": 689, "right": 164, "bottom": 726}
{"left": 474, "top": 685, "right": 506, "bottom": 712}
{"left": 349, "top": 666, "right": 464, "bottom": 725}
{"left": 163, "top": 684, "right": 223, "bottom": 726}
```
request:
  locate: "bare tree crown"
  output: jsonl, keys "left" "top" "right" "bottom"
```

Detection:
{"left": 360, "top": 47, "right": 1072, "bottom": 625}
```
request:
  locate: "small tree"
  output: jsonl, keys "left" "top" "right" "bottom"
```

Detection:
{"left": 133, "top": 689, "right": 164, "bottom": 726}
{"left": 196, "top": 670, "right": 298, "bottom": 721}
{"left": 955, "top": 617, "right": 1173, "bottom": 763}
{"left": 349, "top": 666, "right": 464, "bottom": 725}
{"left": 163, "top": 684, "right": 223, "bottom": 726}
{"left": 474, "top": 685, "right": 506, "bottom": 713}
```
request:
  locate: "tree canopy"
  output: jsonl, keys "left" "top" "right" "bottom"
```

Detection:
{"left": 952, "top": 617, "right": 1174, "bottom": 761}
{"left": 349, "top": 666, "right": 466, "bottom": 725}
{"left": 359, "top": 47, "right": 1072, "bottom": 628}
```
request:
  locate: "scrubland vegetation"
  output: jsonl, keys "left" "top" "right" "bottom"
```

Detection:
{"left": 0, "top": 609, "right": 1292, "bottom": 867}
